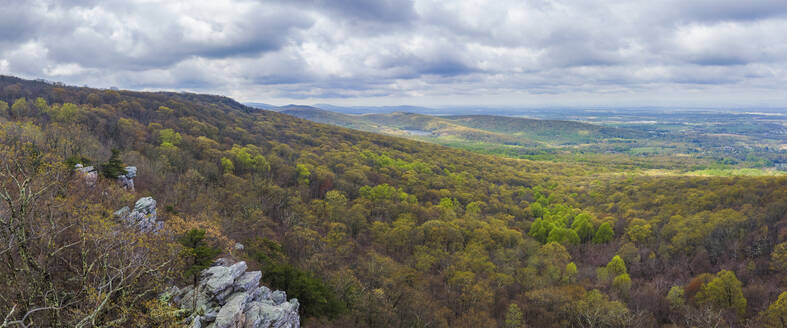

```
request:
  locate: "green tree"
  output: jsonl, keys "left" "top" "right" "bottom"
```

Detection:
{"left": 593, "top": 222, "right": 614, "bottom": 244}
{"left": 547, "top": 226, "right": 580, "bottom": 245}
{"left": 573, "top": 289, "right": 632, "bottom": 327}
{"left": 159, "top": 128, "right": 182, "bottom": 146}
{"left": 296, "top": 164, "right": 311, "bottom": 185}
{"left": 50, "top": 103, "right": 80, "bottom": 123}
{"left": 11, "top": 97, "right": 27, "bottom": 118}
{"left": 565, "top": 262, "right": 578, "bottom": 283}
{"left": 253, "top": 154, "right": 270, "bottom": 176}
{"left": 505, "top": 303, "right": 524, "bottom": 328}
{"left": 666, "top": 286, "right": 685, "bottom": 309}
{"left": 0, "top": 100, "right": 8, "bottom": 117}
{"left": 536, "top": 242, "right": 571, "bottom": 283}
{"left": 34, "top": 97, "right": 48, "bottom": 113}
{"left": 760, "top": 291, "right": 787, "bottom": 328}
{"left": 439, "top": 197, "right": 461, "bottom": 211}
{"left": 101, "top": 149, "right": 127, "bottom": 178}
{"left": 625, "top": 218, "right": 652, "bottom": 244}
{"left": 612, "top": 273, "right": 632, "bottom": 298}
{"left": 571, "top": 213, "right": 595, "bottom": 243}
{"left": 772, "top": 242, "right": 787, "bottom": 273}
{"left": 606, "top": 255, "right": 627, "bottom": 276}
{"left": 247, "top": 239, "right": 345, "bottom": 319}
{"left": 157, "top": 105, "right": 174, "bottom": 115}
{"left": 177, "top": 229, "right": 221, "bottom": 312}
{"left": 262, "top": 264, "right": 345, "bottom": 318}
{"left": 221, "top": 157, "right": 235, "bottom": 174}
{"left": 530, "top": 202, "right": 544, "bottom": 218}
{"left": 528, "top": 218, "right": 552, "bottom": 244}
{"left": 228, "top": 145, "right": 254, "bottom": 172}
{"left": 465, "top": 201, "right": 483, "bottom": 219}
{"left": 695, "top": 270, "right": 747, "bottom": 317}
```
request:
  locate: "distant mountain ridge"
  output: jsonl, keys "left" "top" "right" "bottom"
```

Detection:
{"left": 279, "top": 106, "right": 645, "bottom": 147}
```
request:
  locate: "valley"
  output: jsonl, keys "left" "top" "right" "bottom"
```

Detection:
{"left": 273, "top": 105, "right": 786, "bottom": 174}
{"left": 1, "top": 76, "right": 785, "bottom": 327}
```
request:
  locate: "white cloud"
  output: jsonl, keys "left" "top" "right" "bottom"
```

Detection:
{"left": 45, "top": 63, "right": 87, "bottom": 76}
{"left": 0, "top": 0, "right": 786, "bottom": 106}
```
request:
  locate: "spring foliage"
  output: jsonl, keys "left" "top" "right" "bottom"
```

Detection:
{"left": 0, "top": 76, "right": 784, "bottom": 327}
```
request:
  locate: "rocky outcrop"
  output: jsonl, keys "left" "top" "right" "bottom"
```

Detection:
{"left": 74, "top": 164, "right": 98, "bottom": 186}
{"left": 113, "top": 196, "right": 163, "bottom": 232}
{"left": 165, "top": 259, "right": 300, "bottom": 328}
{"left": 118, "top": 165, "right": 136, "bottom": 191}
{"left": 74, "top": 164, "right": 136, "bottom": 191}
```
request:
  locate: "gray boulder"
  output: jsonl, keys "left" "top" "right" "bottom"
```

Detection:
{"left": 234, "top": 271, "right": 262, "bottom": 293}
{"left": 190, "top": 316, "right": 202, "bottom": 328}
{"left": 124, "top": 166, "right": 137, "bottom": 178}
{"left": 118, "top": 166, "right": 137, "bottom": 191}
{"left": 114, "top": 197, "right": 162, "bottom": 232}
{"left": 74, "top": 164, "right": 98, "bottom": 186}
{"left": 270, "top": 291, "right": 287, "bottom": 306}
{"left": 202, "top": 261, "right": 247, "bottom": 300}
{"left": 215, "top": 292, "right": 251, "bottom": 328}
{"left": 113, "top": 206, "right": 130, "bottom": 219}
{"left": 244, "top": 300, "right": 300, "bottom": 328}
{"left": 169, "top": 259, "right": 300, "bottom": 328}
{"left": 133, "top": 196, "right": 156, "bottom": 214}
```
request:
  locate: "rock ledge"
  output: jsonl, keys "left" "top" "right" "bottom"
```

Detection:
{"left": 165, "top": 259, "right": 300, "bottom": 328}
{"left": 113, "top": 196, "right": 162, "bottom": 232}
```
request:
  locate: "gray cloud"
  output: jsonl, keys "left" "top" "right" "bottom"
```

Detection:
{"left": 669, "top": 0, "right": 787, "bottom": 22}
{"left": 297, "top": 0, "right": 416, "bottom": 23}
{"left": 0, "top": 0, "right": 786, "bottom": 106}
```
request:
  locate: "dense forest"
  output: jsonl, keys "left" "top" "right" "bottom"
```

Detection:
{"left": 0, "top": 76, "right": 785, "bottom": 327}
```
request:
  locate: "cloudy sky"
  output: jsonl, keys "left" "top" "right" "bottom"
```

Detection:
{"left": 1, "top": 0, "right": 787, "bottom": 107}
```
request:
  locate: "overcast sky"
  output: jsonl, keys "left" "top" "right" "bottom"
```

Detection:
{"left": 1, "top": 0, "right": 787, "bottom": 107}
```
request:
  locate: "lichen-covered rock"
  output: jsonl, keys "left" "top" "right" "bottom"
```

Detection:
{"left": 270, "top": 291, "right": 287, "bottom": 306}
{"left": 114, "top": 197, "right": 162, "bottom": 232}
{"left": 190, "top": 316, "right": 202, "bottom": 328}
{"left": 133, "top": 196, "right": 156, "bottom": 214}
{"left": 113, "top": 206, "right": 130, "bottom": 219}
{"left": 244, "top": 300, "right": 300, "bottom": 328}
{"left": 169, "top": 259, "right": 300, "bottom": 328}
{"left": 202, "top": 261, "right": 247, "bottom": 300}
{"left": 118, "top": 166, "right": 136, "bottom": 191}
{"left": 74, "top": 164, "right": 98, "bottom": 186}
{"left": 234, "top": 271, "right": 262, "bottom": 292}
{"left": 215, "top": 292, "right": 251, "bottom": 328}
{"left": 124, "top": 166, "right": 137, "bottom": 178}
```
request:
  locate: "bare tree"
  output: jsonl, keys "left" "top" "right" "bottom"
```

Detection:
{"left": 0, "top": 145, "right": 178, "bottom": 327}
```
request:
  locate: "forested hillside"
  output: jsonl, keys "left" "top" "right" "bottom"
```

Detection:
{"left": 1, "top": 76, "right": 785, "bottom": 327}
{"left": 280, "top": 106, "right": 643, "bottom": 147}
{"left": 280, "top": 106, "right": 785, "bottom": 172}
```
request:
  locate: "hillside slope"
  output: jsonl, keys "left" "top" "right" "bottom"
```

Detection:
{"left": 1, "top": 76, "right": 785, "bottom": 327}
{"left": 282, "top": 106, "right": 643, "bottom": 146}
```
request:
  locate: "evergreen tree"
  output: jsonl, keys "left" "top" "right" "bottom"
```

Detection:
{"left": 178, "top": 229, "right": 221, "bottom": 312}
{"left": 101, "top": 149, "right": 127, "bottom": 178}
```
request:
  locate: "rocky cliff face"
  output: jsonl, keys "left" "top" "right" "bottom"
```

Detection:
{"left": 118, "top": 165, "right": 136, "bottom": 191}
{"left": 165, "top": 259, "right": 300, "bottom": 328}
{"left": 113, "top": 196, "right": 163, "bottom": 232}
